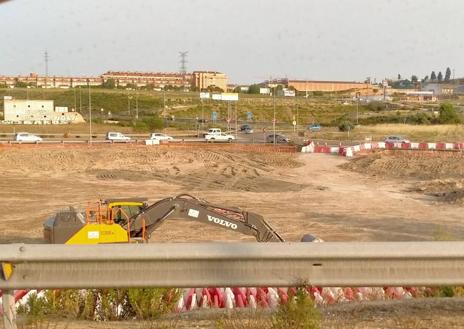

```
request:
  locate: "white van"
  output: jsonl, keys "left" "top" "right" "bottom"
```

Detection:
{"left": 15, "top": 132, "right": 42, "bottom": 143}
{"left": 106, "top": 132, "right": 131, "bottom": 142}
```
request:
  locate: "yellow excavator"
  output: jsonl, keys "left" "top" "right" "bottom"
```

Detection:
{"left": 43, "top": 194, "right": 315, "bottom": 244}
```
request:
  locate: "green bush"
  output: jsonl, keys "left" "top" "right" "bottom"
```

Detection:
{"left": 365, "top": 101, "right": 385, "bottom": 112}
{"left": 217, "top": 288, "right": 321, "bottom": 329}
{"left": 410, "top": 112, "right": 431, "bottom": 124}
{"left": 272, "top": 288, "right": 321, "bottom": 329}
{"left": 439, "top": 286, "right": 455, "bottom": 297}
{"left": 338, "top": 120, "right": 354, "bottom": 132}
{"left": 143, "top": 116, "right": 164, "bottom": 131}
{"left": 438, "top": 103, "right": 461, "bottom": 124}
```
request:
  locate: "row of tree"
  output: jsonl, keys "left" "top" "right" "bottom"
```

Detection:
{"left": 428, "top": 67, "right": 452, "bottom": 82}
{"left": 398, "top": 67, "right": 453, "bottom": 84}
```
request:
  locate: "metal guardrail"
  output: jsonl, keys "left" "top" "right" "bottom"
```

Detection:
{"left": 2, "top": 242, "right": 464, "bottom": 328}
{"left": 2, "top": 242, "right": 464, "bottom": 289}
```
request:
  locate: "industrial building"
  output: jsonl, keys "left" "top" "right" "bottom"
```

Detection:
{"left": 192, "top": 71, "right": 228, "bottom": 91}
{"left": 287, "top": 80, "right": 372, "bottom": 92}
{"left": 421, "top": 82, "right": 457, "bottom": 96}
{"left": 405, "top": 91, "right": 437, "bottom": 102}
{"left": 2, "top": 97, "right": 85, "bottom": 124}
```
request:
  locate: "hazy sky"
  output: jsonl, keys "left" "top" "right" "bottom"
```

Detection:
{"left": 1, "top": 0, "right": 463, "bottom": 83}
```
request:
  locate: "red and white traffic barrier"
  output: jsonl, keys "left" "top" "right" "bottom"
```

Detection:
{"left": 302, "top": 141, "right": 464, "bottom": 157}
{"left": 174, "top": 285, "right": 421, "bottom": 311}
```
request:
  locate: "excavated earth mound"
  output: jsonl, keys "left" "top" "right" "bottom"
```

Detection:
{"left": 341, "top": 150, "right": 464, "bottom": 205}
{"left": 0, "top": 147, "right": 304, "bottom": 193}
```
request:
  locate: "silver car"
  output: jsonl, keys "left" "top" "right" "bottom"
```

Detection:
{"left": 384, "top": 135, "right": 410, "bottom": 144}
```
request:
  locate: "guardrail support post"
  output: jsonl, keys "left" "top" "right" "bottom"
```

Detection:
{"left": 2, "top": 290, "right": 17, "bottom": 329}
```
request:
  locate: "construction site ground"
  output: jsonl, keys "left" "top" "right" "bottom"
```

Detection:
{"left": 1, "top": 145, "right": 464, "bottom": 328}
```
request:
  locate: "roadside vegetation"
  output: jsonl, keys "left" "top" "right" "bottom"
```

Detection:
{"left": 17, "top": 288, "right": 179, "bottom": 323}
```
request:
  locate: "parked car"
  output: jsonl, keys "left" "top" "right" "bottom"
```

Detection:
{"left": 106, "top": 132, "right": 131, "bottom": 142}
{"left": 149, "top": 133, "right": 173, "bottom": 141}
{"left": 240, "top": 124, "right": 254, "bottom": 133}
{"left": 15, "top": 132, "right": 42, "bottom": 143}
{"left": 384, "top": 135, "right": 410, "bottom": 144}
{"left": 307, "top": 123, "right": 321, "bottom": 132}
{"left": 205, "top": 132, "right": 235, "bottom": 142}
{"left": 207, "top": 128, "right": 222, "bottom": 135}
{"left": 266, "top": 134, "right": 290, "bottom": 144}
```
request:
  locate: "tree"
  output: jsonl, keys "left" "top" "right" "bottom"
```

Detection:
{"left": 437, "top": 71, "right": 443, "bottom": 82}
{"left": 248, "top": 84, "right": 261, "bottom": 94}
{"left": 101, "top": 78, "right": 116, "bottom": 89}
{"left": 397, "top": 74, "right": 402, "bottom": 80}
{"left": 142, "top": 116, "right": 164, "bottom": 130}
{"left": 338, "top": 120, "right": 354, "bottom": 132}
{"left": 439, "top": 103, "right": 461, "bottom": 124}
{"left": 207, "top": 85, "right": 223, "bottom": 93}
{"left": 445, "top": 67, "right": 452, "bottom": 81}
{"left": 431, "top": 71, "right": 437, "bottom": 81}
{"left": 422, "top": 75, "right": 429, "bottom": 83}
{"left": 411, "top": 75, "right": 418, "bottom": 83}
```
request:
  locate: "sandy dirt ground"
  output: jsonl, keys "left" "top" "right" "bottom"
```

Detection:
{"left": 1, "top": 145, "right": 464, "bottom": 328}
{"left": 0, "top": 145, "right": 462, "bottom": 243}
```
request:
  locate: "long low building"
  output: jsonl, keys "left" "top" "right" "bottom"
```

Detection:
{"left": 287, "top": 79, "right": 372, "bottom": 92}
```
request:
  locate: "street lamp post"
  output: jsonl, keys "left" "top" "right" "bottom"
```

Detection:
{"left": 296, "top": 103, "right": 299, "bottom": 133}
{"left": 128, "top": 96, "right": 132, "bottom": 115}
{"left": 88, "top": 83, "right": 92, "bottom": 144}
{"left": 79, "top": 86, "right": 82, "bottom": 113}
{"left": 200, "top": 98, "right": 204, "bottom": 129}
{"left": 273, "top": 87, "right": 276, "bottom": 145}
{"left": 135, "top": 93, "right": 139, "bottom": 120}
{"left": 235, "top": 102, "right": 238, "bottom": 140}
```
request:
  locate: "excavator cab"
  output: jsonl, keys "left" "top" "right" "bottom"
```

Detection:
{"left": 105, "top": 198, "right": 148, "bottom": 225}
{"left": 43, "top": 198, "right": 148, "bottom": 244}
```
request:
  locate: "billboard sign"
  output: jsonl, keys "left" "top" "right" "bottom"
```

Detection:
{"left": 212, "top": 93, "right": 222, "bottom": 101}
{"left": 199, "top": 92, "right": 210, "bottom": 99}
{"left": 221, "top": 93, "right": 239, "bottom": 101}
{"left": 283, "top": 89, "right": 295, "bottom": 97}
{"left": 259, "top": 88, "right": 270, "bottom": 95}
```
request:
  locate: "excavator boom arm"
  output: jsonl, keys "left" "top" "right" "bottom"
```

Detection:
{"left": 127, "top": 194, "right": 284, "bottom": 242}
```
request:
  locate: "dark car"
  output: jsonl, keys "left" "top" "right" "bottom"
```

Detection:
{"left": 306, "top": 123, "right": 321, "bottom": 132}
{"left": 266, "top": 134, "right": 290, "bottom": 144}
{"left": 240, "top": 124, "right": 254, "bottom": 134}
